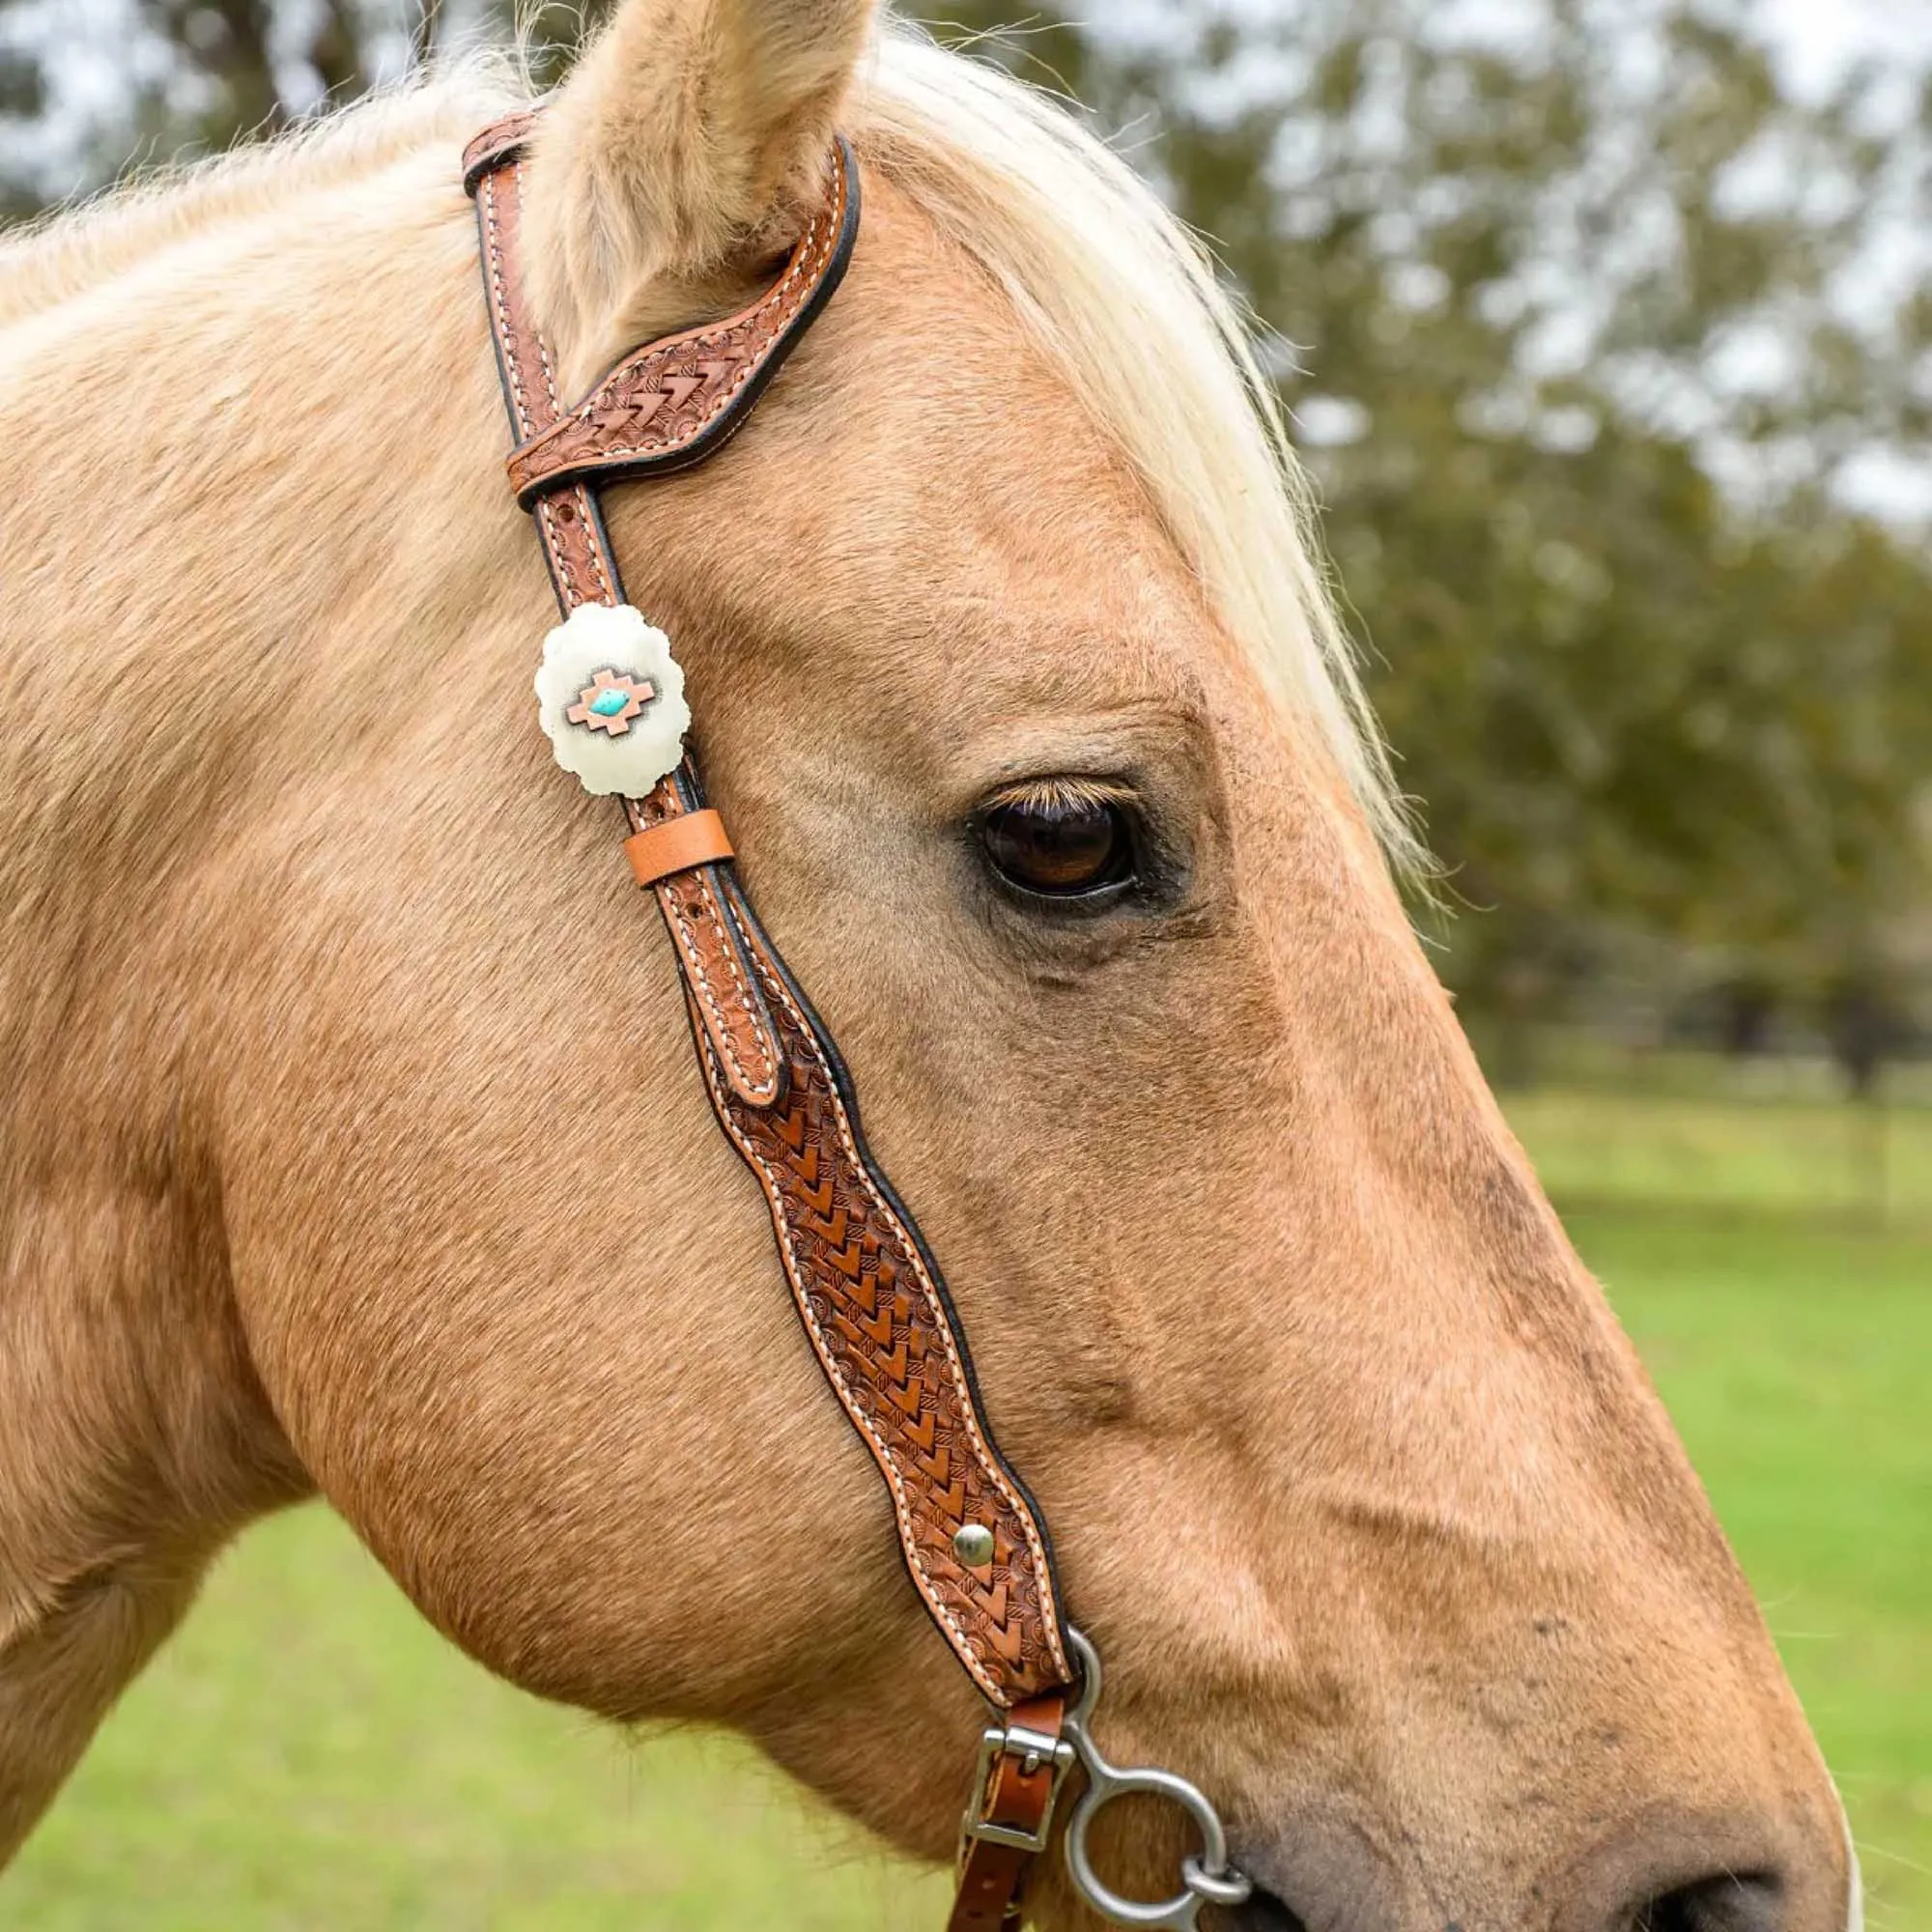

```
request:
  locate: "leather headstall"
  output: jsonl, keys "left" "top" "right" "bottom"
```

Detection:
{"left": 464, "top": 112, "right": 1079, "bottom": 1932}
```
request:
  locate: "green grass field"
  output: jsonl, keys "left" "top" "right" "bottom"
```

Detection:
{"left": 5, "top": 1092, "right": 1928, "bottom": 1930}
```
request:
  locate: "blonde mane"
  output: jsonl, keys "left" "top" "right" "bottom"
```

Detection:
{"left": 858, "top": 31, "right": 1414, "bottom": 871}
{"left": 0, "top": 25, "right": 1408, "bottom": 867}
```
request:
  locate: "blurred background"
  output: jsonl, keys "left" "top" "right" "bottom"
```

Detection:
{"left": 2, "top": 1, "right": 1926, "bottom": 1927}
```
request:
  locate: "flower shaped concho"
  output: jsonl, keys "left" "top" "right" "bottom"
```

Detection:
{"left": 534, "top": 603, "right": 692, "bottom": 796}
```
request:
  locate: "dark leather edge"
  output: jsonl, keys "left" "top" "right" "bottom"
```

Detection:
{"left": 462, "top": 104, "right": 543, "bottom": 198}
{"left": 509, "top": 135, "right": 863, "bottom": 507}
{"left": 690, "top": 784, "right": 1072, "bottom": 1674}
{"left": 666, "top": 758, "right": 788, "bottom": 1112}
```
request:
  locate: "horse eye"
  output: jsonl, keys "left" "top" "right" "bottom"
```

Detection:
{"left": 979, "top": 785, "right": 1136, "bottom": 898}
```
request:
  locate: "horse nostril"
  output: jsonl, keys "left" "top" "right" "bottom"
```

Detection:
{"left": 1222, "top": 1885, "right": 1311, "bottom": 1932}
{"left": 1232, "top": 1816, "right": 1393, "bottom": 1931}
{"left": 1570, "top": 1810, "right": 1796, "bottom": 1932}
{"left": 1624, "top": 1871, "right": 1783, "bottom": 1932}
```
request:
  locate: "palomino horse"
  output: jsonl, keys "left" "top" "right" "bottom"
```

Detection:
{"left": 0, "top": 3, "right": 1861, "bottom": 1927}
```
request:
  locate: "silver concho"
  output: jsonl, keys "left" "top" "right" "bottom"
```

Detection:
{"left": 534, "top": 602, "right": 691, "bottom": 796}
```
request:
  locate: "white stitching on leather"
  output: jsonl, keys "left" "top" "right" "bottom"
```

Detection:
{"left": 481, "top": 175, "right": 531, "bottom": 437}
{"left": 516, "top": 169, "right": 845, "bottom": 484}
{"left": 725, "top": 901, "right": 1069, "bottom": 1691}
{"left": 485, "top": 163, "right": 614, "bottom": 608}
{"left": 689, "top": 1010, "right": 1006, "bottom": 1704}
{"left": 655, "top": 871, "right": 780, "bottom": 1102}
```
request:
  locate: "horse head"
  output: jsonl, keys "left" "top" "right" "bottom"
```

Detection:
{"left": 0, "top": 3, "right": 1856, "bottom": 1927}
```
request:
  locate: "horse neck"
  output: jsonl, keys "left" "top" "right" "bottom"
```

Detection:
{"left": 0, "top": 124, "right": 506, "bottom": 1864}
{"left": 0, "top": 564, "right": 326, "bottom": 1861}
{"left": 0, "top": 830, "right": 312, "bottom": 1860}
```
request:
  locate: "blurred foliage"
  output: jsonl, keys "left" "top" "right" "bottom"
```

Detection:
{"left": 0, "top": 0, "right": 590, "bottom": 186}
{"left": 930, "top": 2, "right": 1932, "bottom": 1069}
{"left": 3, "top": 0, "right": 1929, "bottom": 1073}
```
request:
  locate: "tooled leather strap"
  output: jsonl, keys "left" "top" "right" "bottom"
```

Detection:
{"left": 470, "top": 125, "right": 783, "bottom": 1107}
{"left": 467, "top": 99, "right": 1073, "bottom": 1794}
{"left": 505, "top": 148, "right": 856, "bottom": 504}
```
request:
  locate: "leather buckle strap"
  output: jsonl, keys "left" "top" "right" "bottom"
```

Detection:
{"left": 952, "top": 1694, "right": 1073, "bottom": 1932}
{"left": 465, "top": 92, "right": 1262, "bottom": 1932}
{"left": 959, "top": 1699, "right": 1074, "bottom": 1861}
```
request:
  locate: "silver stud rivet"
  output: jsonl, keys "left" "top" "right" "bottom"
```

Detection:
{"left": 952, "top": 1522, "right": 996, "bottom": 1568}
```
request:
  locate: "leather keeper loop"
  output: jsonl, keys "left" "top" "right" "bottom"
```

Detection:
{"left": 625, "top": 808, "right": 734, "bottom": 887}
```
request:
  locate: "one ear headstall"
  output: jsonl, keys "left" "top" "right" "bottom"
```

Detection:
{"left": 465, "top": 110, "right": 1079, "bottom": 1932}
{"left": 465, "top": 109, "right": 1249, "bottom": 1932}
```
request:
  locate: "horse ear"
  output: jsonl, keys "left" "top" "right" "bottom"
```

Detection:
{"left": 523, "top": 0, "right": 877, "bottom": 377}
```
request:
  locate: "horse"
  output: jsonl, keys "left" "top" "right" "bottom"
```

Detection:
{"left": 0, "top": 3, "right": 1861, "bottom": 1927}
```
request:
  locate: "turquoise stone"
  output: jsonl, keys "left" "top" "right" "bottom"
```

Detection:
{"left": 588, "top": 686, "right": 630, "bottom": 717}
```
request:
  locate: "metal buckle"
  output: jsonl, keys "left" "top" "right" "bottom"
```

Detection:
{"left": 957, "top": 1717, "right": 1077, "bottom": 1861}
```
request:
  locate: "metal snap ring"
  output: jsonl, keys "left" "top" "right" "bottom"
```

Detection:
{"left": 1060, "top": 1630, "right": 1252, "bottom": 1930}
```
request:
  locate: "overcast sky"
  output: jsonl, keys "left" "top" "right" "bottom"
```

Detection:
{"left": 1135, "top": 0, "right": 1932, "bottom": 77}
{"left": 1763, "top": 0, "right": 1932, "bottom": 92}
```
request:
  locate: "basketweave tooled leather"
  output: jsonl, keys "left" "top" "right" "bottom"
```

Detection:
{"left": 504, "top": 150, "right": 854, "bottom": 505}
{"left": 632, "top": 781, "right": 1067, "bottom": 1704}
{"left": 464, "top": 116, "right": 1073, "bottom": 1717}
{"left": 471, "top": 132, "right": 783, "bottom": 1108}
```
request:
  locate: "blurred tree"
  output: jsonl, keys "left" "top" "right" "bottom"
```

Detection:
{"left": 0, "top": 0, "right": 599, "bottom": 205}
{"left": 1, "top": 0, "right": 388, "bottom": 194}
{"left": 0, "top": 41, "right": 47, "bottom": 222}
{"left": 930, "top": 1, "right": 1932, "bottom": 1078}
